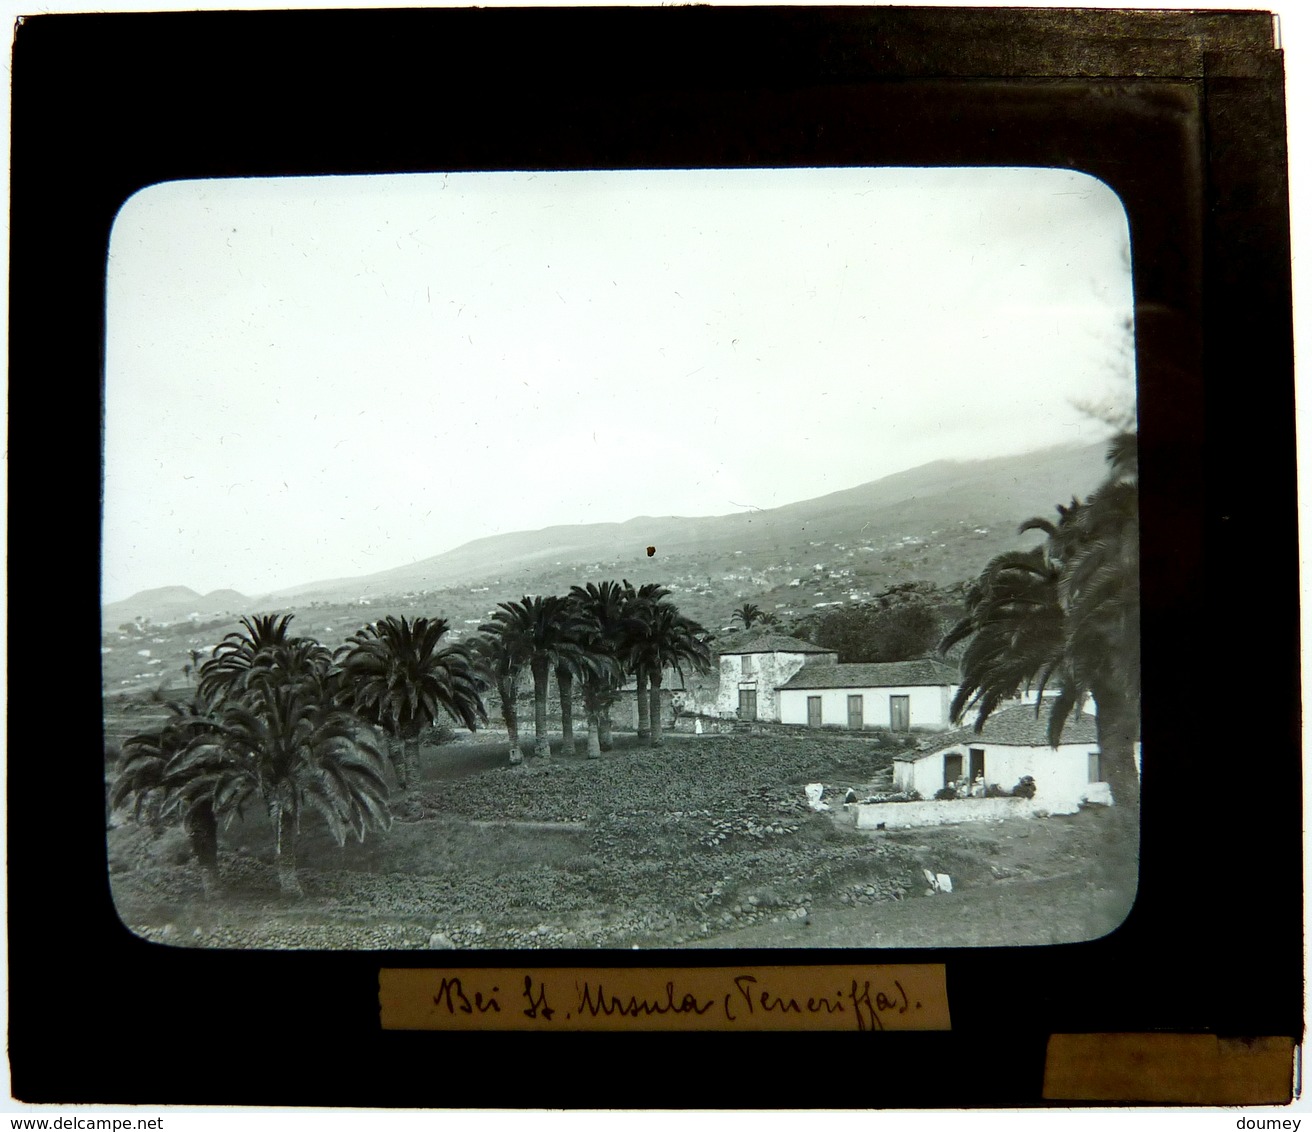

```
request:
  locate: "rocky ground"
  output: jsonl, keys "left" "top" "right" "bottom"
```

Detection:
{"left": 108, "top": 731, "right": 1137, "bottom": 950}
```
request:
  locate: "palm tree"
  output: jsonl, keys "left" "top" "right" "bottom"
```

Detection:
{"left": 620, "top": 581, "right": 671, "bottom": 743}
{"left": 471, "top": 630, "right": 527, "bottom": 764}
{"left": 619, "top": 591, "right": 712, "bottom": 748}
{"left": 731, "top": 603, "right": 765, "bottom": 631}
{"left": 335, "top": 616, "right": 486, "bottom": 790}
{"left": 112, "top": 692, "right": 223, "bottom": 890}
{"left": 480, "top": 596, "right": 588, "bottom": 760}
{"left": 568, "top": 581, "right": 630, "bottom": 755}
{"left": 639, "top": 605, "right": 713, "bottom": 747}
{"left": 165, "top": 682, "right": 391, "bottom": 897}
{"left": 941, "top": 432, "right": 1140, "bottom": 813}
{"left": 197, "top": 613, "right": 298, "bottom": 705}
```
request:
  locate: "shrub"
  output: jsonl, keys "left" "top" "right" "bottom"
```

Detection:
{"left": 1012, "top": 775, "right": 1037, "bottom": 799}
{"left": 986, "top": 783, "right": 1011, "bottom": 798}
{"left": 425, "top": 720, "right": 458, "bottom": 747}
{"left": 934, "top": 786, "right": 958, "bottom": 801}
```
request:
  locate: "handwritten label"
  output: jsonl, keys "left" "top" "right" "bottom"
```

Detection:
{"left": 379, "top": 965, "right": 950, "bottom": 1031}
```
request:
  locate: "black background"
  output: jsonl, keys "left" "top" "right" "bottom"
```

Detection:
{"left": 8, "top": 6, "right": 1301, "bottom": 1107}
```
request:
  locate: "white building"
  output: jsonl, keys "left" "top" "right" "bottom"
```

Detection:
{"left": 776, "top": 658, "right": 959, "bottom": 731}
{"left": 714, "top": 634, "right": 838, "bottom": 722}
{"left": 893, "top": 701, "right": 1104, "bottom": 805}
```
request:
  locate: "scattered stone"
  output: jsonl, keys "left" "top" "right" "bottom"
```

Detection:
{"left": 428, "top": 932, "right": 455, "bottom": 949}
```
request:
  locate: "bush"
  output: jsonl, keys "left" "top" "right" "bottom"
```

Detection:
{"left": 424, "top": 720, "right": 458, "bottom": 746}
{"left": 986, "top": 783, "right": 1011, "bottom": 798}
{"left": 1012, "top": 775, "right": 1037, "bottom": 799}
{"left": 934, "top": 786, "right": 958, "bottom": 801}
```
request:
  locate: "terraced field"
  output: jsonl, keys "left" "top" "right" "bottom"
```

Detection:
{"left": 106, "top": 730, "right": 1137, "bottom": 951}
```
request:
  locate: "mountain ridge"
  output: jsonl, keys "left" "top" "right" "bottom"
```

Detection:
{"left": 105, "top": 440, "right": 1112, "bottom": 617}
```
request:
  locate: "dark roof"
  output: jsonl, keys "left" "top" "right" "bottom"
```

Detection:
{"left": 714, "top": 633, "right": 837, "bottom": 657}
{"left": 777, "top": 659, "right": 959, "bottom": 690}
{"left": 929, "top": 701, "right": 1100, "bottom": 749}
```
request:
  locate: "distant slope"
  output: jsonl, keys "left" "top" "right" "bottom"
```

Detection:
{"left": 103, "top": 586, "right": 250, "bottom": 626}
{"left": 265, "top": 441, "right": 1110, "bottom": 603}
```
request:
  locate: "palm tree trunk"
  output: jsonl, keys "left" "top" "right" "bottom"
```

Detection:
{"left": 497, "top": 674, "right": 522, "bottom": 764}
{"left": 557, "top": 663, "right": 576, "bottom": 757}
{"left": 403, "top": 735, "right": 421, "bottom": 791}
{"left": 635, "top": 666, "right": 651, "bottom": 742}
{"left": 599, "top": 707, "right": 614, "bottom": 752}
{"left": 649, "top": 670, "right": 664, "bottom": 747}
{"left": 273, "top": 804, "right": 302, "bottom": 898}
{"left": 186, "top": 797, "right": 220, "bottom": 894}
{"left": 386, "top": 732, "right": 407, "bottom": 791}
{"left": 1093, "top": 687, "right": 1140, "bottom": 861}
{"left": 586, "top": 711, "right": 602, "bottom": 759}
{"left": 532, "top": 658, "right": 551, "bottom": 759}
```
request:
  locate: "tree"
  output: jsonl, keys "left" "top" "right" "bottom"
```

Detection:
{"left": 111, "top": 692, "right": 224, "bottom": 890}
{"left": 480, "top": 596, "right": 588, "bottom": 760}
{"left": 941, "top": 433, "right": 1140, "bottom": 815}
{"left": 810, "top": 584, "right": 951, "bottom": 663}
{"left": 165, "top": 682, "right": 391, "bottom": 896}
{"left": 335, "top": 615, "right": 486, "bottom": 790}
{"left": 197, "top": 613, "right": 299, "bottom": 705}
{"left": 471, "top": 631, "right": 527, "bottom": 764}
{"left": 626, "top": 601, "right": 712, "bottom": 747}
{"left": 731, "top": 603, "right": 765, "bottom": 631}
{"left": 568, "top": 581, "right": 630, "bottom": 755}
{"left": 620, "top": 581, "right": 671, "bottom": 743}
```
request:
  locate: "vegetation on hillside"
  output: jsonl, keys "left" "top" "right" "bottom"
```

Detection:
{"left": 789, "top": 581, "right": 968, "bottom": 663}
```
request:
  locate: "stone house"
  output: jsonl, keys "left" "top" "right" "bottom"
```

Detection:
{"left": 714, "top": 633, "right": 838, "bottom": 722}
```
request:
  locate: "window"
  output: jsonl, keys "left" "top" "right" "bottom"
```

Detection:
{"left": 742, "top": 654, "right": 755, "bottom": 676}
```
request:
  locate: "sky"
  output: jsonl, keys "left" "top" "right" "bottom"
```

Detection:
{"left": 102, "top": 166, "right": 1135, "bottom": 604}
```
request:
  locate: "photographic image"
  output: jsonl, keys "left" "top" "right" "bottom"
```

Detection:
{"left": 102, "top": 166, "right": 1140, "bottom": 952}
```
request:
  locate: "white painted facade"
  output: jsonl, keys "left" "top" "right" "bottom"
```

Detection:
{"left": 714, "top": 646, "right": 837, "bottom": 722}
{"left": 894, "top": 738, "right": 1101, "bottom": 806}
{"left": 778, "top": 683, "right": 955, "bottom": 730}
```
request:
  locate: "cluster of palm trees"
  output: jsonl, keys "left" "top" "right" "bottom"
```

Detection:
{"left": 113, "top": 612, "right": 485, "bottom": 895}
{"left": 475, "top": 580, "right": 713, "bottom": 763}
{"left": 941, "top": 432, "right": 1140, "bottom": 813}
{"left": 113, "top": 583, "right": 713, "bottom": 892}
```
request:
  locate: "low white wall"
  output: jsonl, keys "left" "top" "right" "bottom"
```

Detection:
{"left": 855, "top": 797, "right": 1038, "bottom": 829}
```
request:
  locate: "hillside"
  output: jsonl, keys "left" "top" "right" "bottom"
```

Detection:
{"left": 264, "top": 441, "right": 1108, "bottom": 605}
{"left": 101, "top": 440, "right": 1115, "bottom": 698}
{"left": 104, "top": 586, "right": 250, "bottom": 627}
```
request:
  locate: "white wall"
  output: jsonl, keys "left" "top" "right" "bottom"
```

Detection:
{"left": 715, "top": 651, "right": 833, "bottom": 720}
{"left": 778, "top": 683, "right": 954, "bottom": 729}
{"left": 898, "top": 740, "right": 1100, "bottom": 803}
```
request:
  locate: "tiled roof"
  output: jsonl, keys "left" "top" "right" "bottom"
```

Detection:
{"left": 929, "top": 700, "right": 1100, "bottom": 750}
{"left": 777, "top": 658, "right": 959, "bottom": 690}
{"left": 714, "top": 633, "right": 838, "bottom": 656}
